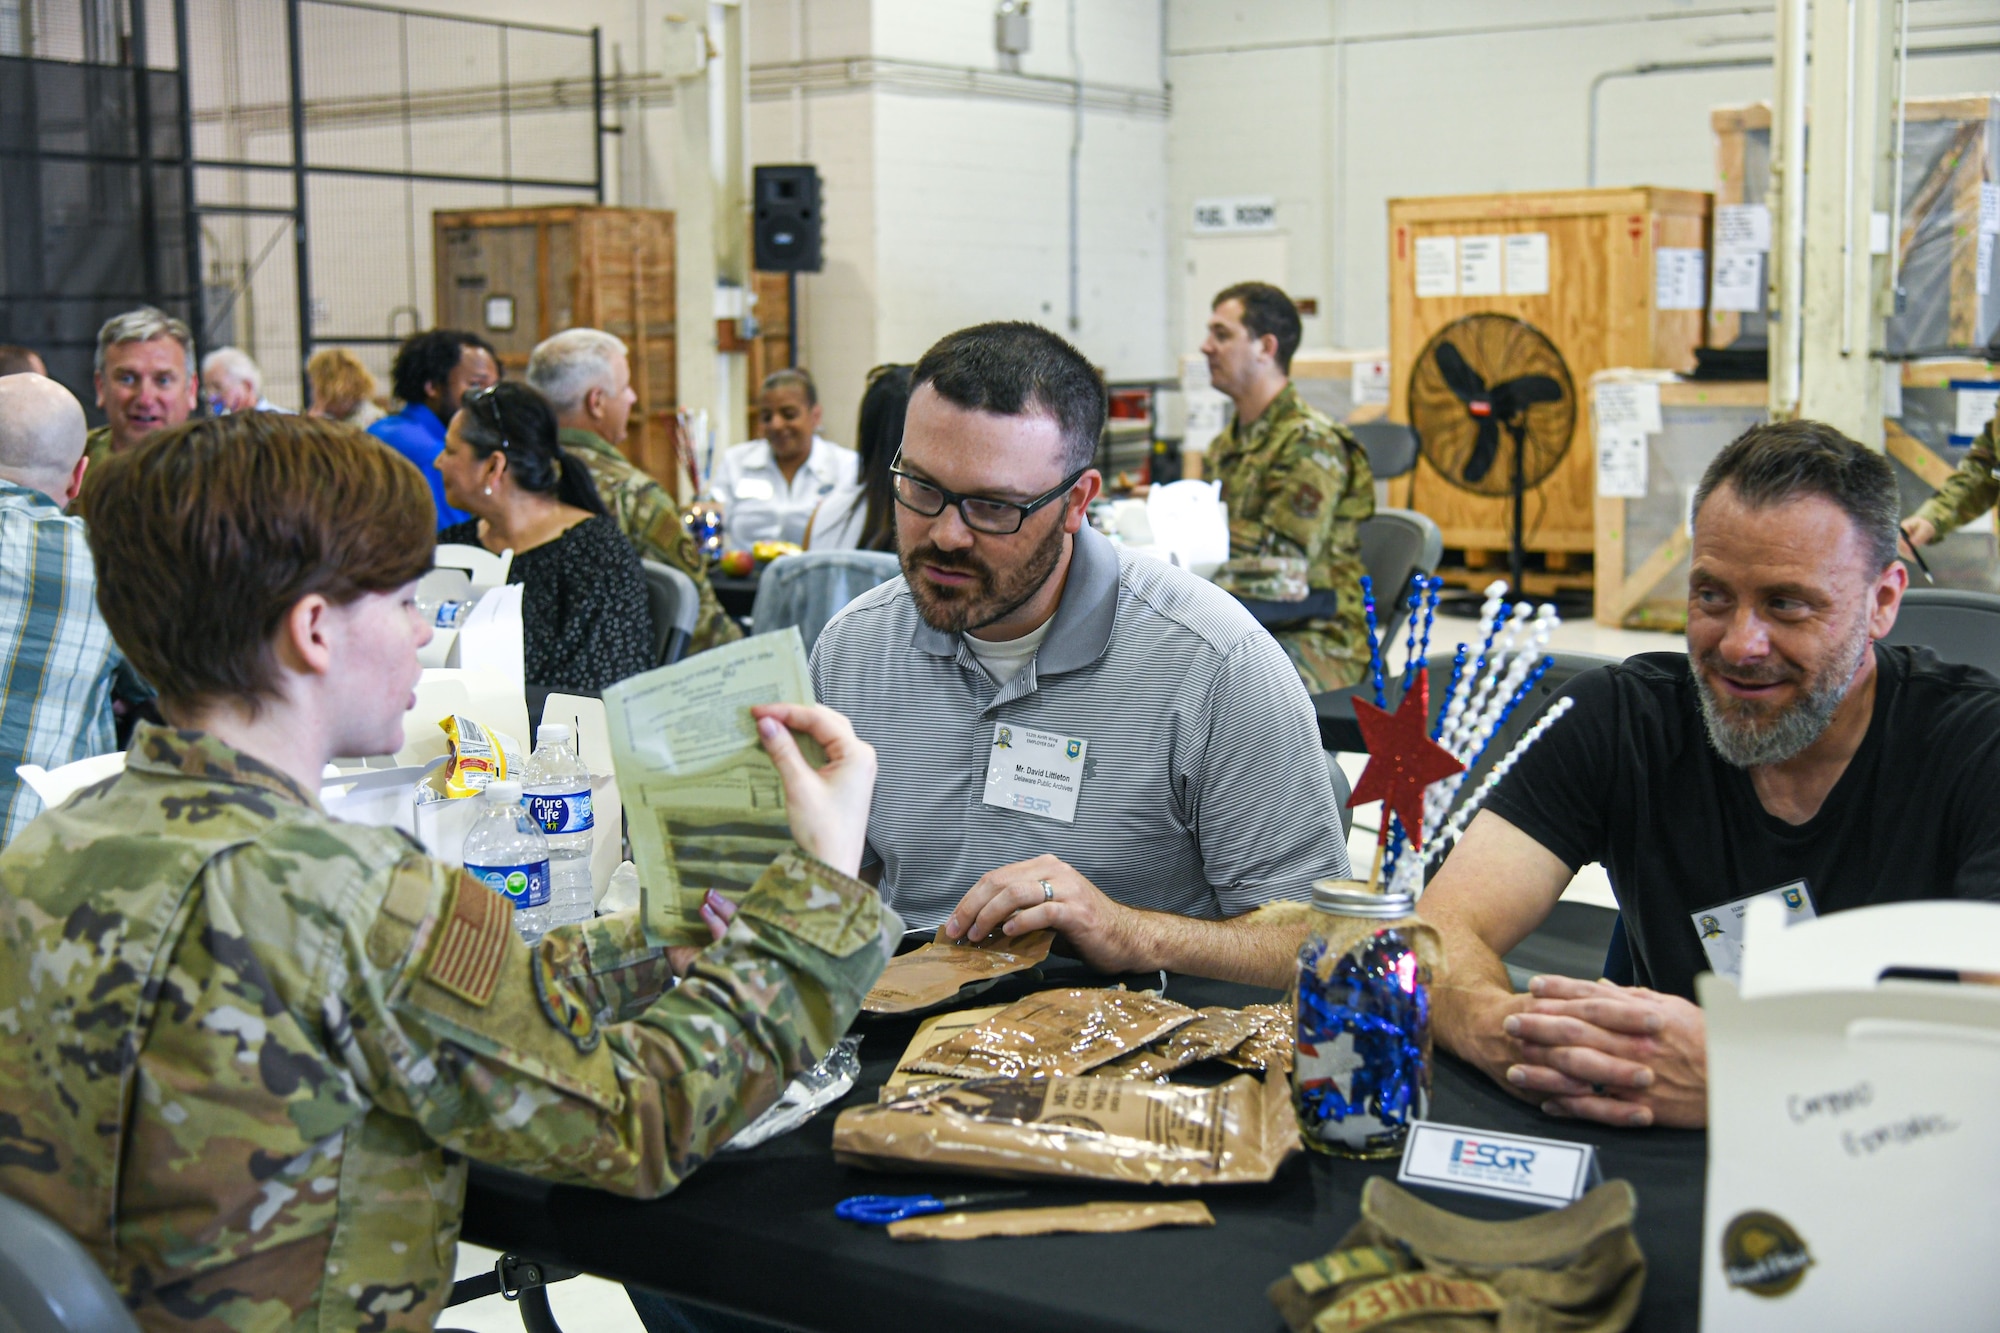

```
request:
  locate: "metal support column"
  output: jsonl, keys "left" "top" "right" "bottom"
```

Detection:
{"left": 591, "top": 27, "right": 605, "bottom": 204}
{"left": 172, "top": 0, "right": 203, "bottom": 345}
{"left": 129, "top": 0, "right": 160, "bottom": 302}
{"left": 285, "top": 0, "right": 312, "bottom": 388}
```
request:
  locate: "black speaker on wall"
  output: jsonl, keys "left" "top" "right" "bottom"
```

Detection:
{"left": 753, "top": 165, "right": 823, "bottom": 272}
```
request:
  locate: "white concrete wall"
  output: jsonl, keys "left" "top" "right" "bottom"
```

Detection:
{"left": 1166, "top": 0, "right": 2000, "bottom": 360}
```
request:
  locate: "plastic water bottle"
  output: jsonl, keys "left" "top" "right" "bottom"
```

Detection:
{"left": 461, "top": 780, "right": 554, "bottom": 943}
{"left": 520, "top": 723, "right": 596, "bottom": 928}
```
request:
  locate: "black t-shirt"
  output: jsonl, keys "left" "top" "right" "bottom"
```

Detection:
{"left": 1484, "top": 646, "right": 2000, "bottom": 999}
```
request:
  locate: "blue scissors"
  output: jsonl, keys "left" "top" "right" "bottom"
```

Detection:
{"left": 834, "top": 1190, "right": 1028, "bottom": 1225}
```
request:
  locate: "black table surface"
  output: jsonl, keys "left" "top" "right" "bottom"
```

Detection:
{"left": 463, "top": 968, "right": 1702, "bottom": 1333}
{"left": 707, "top": 572, "right": 762, "bottom": 620}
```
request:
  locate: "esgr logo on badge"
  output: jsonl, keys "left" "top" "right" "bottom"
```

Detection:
{"left": 1448, "top": 1138, "right": 1537, "bottom": 1177}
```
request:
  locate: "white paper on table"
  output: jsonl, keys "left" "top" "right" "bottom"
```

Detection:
{"left": 1457, "top": 235, "right": 1502, "bottom": 296}
{"left": 1414, "top": 236, "right": 1456, "bottom": 297}
{"left": 1979, "top": 182, "right": 1999, "bottom": 235}
{"left": 1711, "top": 251, "right": 1763, "bottom": 313}
{"left": 1594, "top": 380, "right": 1663, "bottom": 435}
{"left": 1655, "top": 248, "right": 1707, "bottom": 310}
{"left": 1595, "top": 428, "right": 1648, "bottom": 499}
{"left": 1715, "top": 203, "right": 1772, "bottom": 252}
{"left": 1351, "top": 358, "right": 1391, "bottom": 406}
{"left": 450, "top": 583, "right": 525, "bottom": 693}
{"left": 1502, "top": 232, "right": 1549, "bottom": 295}
{"left": 1953, "top": 385, "right": 2000, "bottom": 439}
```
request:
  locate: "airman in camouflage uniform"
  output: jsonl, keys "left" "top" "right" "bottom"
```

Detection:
{"left": 1208, "top": 383, "right": 1375, "bottom": 692}
{"left": 0, "top": 723, "right": 893, "bottom": 1331}
{"left": 1906, "top": 408, "right": 2000, "bottom": 543}
{"left": 561, "top": 426, "right": 741, "bottom": 654}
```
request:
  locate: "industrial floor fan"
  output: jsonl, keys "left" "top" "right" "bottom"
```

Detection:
{"left": 1407, "top": 314, "right": 1577, "bottom": 593}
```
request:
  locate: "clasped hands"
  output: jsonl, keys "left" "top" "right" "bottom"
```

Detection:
{"left": 1498, "top": 975, "right": 1708, "bottom": 1129}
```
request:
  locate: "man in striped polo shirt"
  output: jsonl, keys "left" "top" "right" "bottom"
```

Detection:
{"left": 0, "top": 373, "right": 122, "bottom": 844}
{"left": 812, "top": 322, "right": 1350, "bottom": 988}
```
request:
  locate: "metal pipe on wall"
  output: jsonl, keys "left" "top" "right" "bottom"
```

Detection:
{"left": 1771, "top": 0, "right": 1808, "bottom": 418}
{"left": 1067, "top": 0, "right": 1082, "bottom": 334}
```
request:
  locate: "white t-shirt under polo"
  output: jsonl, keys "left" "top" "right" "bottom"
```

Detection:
{"left": 810, "top": 523, "right": 1350, "bottom": 930}
{"left": 961, "top": 617, "right": 1055, "bottom": 690}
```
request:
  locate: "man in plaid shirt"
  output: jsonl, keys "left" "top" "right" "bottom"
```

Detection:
{"left": 0, "top": 374, "right": 122, "bottom": 843}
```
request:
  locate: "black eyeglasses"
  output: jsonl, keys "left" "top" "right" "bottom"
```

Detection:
{"left": 889, "top": 453, "right": 1088, "bottom": 535}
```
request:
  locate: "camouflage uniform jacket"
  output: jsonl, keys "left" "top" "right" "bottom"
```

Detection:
{"left": 560, "top": 428, "right": 741, "bottom": 655}
{"left": 0, "top": 723, "right": 892, "bottom": 1332}
{"left": 1207, "top": 383, "right": 1375, "bottom": 693}
{"left": 1913, "top": 410, "right": 2000, "bottom": 540}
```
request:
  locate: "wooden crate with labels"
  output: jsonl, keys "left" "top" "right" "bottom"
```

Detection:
{"left": 434, "top": 206, "right": 680, "bottom": 482}
{"left": 1386, "top": 187, "right": 1713, "bottom": 597}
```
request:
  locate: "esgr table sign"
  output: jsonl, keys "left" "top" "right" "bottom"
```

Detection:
{"left": 1396, "top": 1120, "right": 1602, "bottom": 1208}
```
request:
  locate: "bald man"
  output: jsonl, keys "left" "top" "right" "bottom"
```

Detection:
{"left": 0, "top": 375, "right": 124, "bottom": 842}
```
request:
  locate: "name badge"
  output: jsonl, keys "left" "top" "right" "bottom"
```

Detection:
{"left": 1397, "top": 1120, "right": 1602, "bottom": 1209}
{"left": 1691, "top": 880, "right": 1817, "bottom": 984}
{"left": 733, "top": 476, "right": 775, "bottom": 501}
{"left": 982, "top": 722, "right": 1087, "bottom": 824}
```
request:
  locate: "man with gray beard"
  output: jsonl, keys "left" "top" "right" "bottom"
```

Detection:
{"left": 1419, "top": 420, "right": 2000, "bottom": 1131}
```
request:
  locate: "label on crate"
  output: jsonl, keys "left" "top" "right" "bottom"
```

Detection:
{"left": 1596, "top": 429, "right": 1648, "bottom": 499}
{"left": 1503, "top": 233, "right": 1549, "bottom": 295}
{"left": 1414, "top": 237, "right": 1456, "bottom": 298}
{"left": 1655, "top": 248, "right": 1707, "bottom": 311}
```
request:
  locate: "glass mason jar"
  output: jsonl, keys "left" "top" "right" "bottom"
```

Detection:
{"left": 1292, "top": 881, "right": 1432, "bottom": 1159}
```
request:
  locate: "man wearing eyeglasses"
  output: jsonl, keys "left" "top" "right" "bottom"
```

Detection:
{"left": 811, "top": 322, "right": 1351, "bottom": 988}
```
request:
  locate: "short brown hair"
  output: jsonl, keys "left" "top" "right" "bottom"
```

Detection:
{"left": 307, "top": 347, "right": 378, "bottom": 419}
{"left": 82, "top": 413, "right": 434, "bottom": 712}
{"left": 1213, "top": 281, "right": 1302, "bottom": 373}
{"left": 1693, "top": 419, "right": 1900, "bottom": 573}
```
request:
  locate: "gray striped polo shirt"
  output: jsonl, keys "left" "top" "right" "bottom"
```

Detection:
{"left": 810, "top": 523, "right": 1351, "bottom": 930}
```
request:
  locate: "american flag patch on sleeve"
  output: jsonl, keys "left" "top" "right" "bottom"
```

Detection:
{"left": 424, "top": 874, "right": 514, "bottom": 1006}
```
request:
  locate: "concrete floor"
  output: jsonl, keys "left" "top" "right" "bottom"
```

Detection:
{"left": 1339, "top": 606, "right": 1685, "bottom": 909}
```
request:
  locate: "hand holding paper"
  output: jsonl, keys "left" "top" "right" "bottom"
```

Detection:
{"left": 752, "top": 702, "right": 876, "bottom": 878}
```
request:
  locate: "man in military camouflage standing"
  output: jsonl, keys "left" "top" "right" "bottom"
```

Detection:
{"left": 0, "top": 412, "right": 896, "bottom": 1330}
{"left": 1900, "top": 402, "right": 2000, "bottom": 553}
{"left": 1201, "top": 282, "right": 1374, "bottom": 692}
{"left": 528, "top": 327, "right": 741, "bottom": 654}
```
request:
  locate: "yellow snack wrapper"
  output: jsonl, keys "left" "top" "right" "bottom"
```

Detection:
{"left": 438, "top": 715, "right": 524, "bottom": 798}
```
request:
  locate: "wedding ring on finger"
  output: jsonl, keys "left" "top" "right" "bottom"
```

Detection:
{"left": 1039, "top": 878, "right": 1055, "bottom": 903}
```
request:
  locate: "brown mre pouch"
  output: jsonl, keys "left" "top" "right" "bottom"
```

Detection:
{"left": 905, "top": 987, "right": 1197, "bottom": 1078}
{"left": 1102, "top": 1006, "right": 1261, "bottom": 1080}
{"left": 834, "top": 1071, "right": 1299, "bottom": 1186}
{"left": 1219, "top": 1002, "right": 1296, "bottom": 1074}
{"left": 1266, "top": 1177, "right": 1645, "bottom": 1333}
{"left": 887, "top": 1199, "right": 1214, "bottom": 1241}
{"left": 862, "top": 928, "right": 1056, "bottom": 1014}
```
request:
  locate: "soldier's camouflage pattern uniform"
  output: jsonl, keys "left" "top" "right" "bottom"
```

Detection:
{"left": 560, "top": 427, "right": 741, "bottom": 655}
{"left": 1208, "top": 383, "right": 1375, "bottom": 692}
{"left": 1912, "top": 410, "right": 2000, "bottom": 540}
{"left": 0, "top": 723, "right": 893, "bottom": 1331}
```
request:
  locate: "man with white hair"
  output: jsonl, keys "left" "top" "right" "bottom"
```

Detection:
{"left": 0, "top": 374, "right": 123, "bottom": 842}
{"left": 85, "top": 307, "right": 199, "bottom": 467}
{"left": 527, "top": 327, "right": 739, "bottom": 653}
{"left": 201, "top": 346, "right": 288, "bottom": 415}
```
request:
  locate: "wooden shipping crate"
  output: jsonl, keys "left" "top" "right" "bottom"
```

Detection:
{"left": 1710, "top": 96, "right": 2000, "bottom": 353}
{"left": 1591, "top": 358, "right": 2000, "bottom": 628}
{"left": 434, "top": 206, "right": 680, "bottom": 483}
{"left": 1289, "top": 348, "right": 1392, "bottom": 426}
{"left": 1388, "top": 188, "right": 1712, "bottom": 588}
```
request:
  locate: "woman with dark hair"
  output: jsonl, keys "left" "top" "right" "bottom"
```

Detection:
{"left": 435, "top": 381, "right": 654, "bottom": 693}
{"left": 805, "top": 364, "right": 910, "bottom": 552}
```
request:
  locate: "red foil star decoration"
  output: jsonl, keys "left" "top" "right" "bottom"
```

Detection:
{"left": 1347, "top": 674, "right": 1464, "bottom": 850}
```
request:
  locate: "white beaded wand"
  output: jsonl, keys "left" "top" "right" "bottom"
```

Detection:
{"left": 1426, "top": 696, "right": 1576, "bottom": 865}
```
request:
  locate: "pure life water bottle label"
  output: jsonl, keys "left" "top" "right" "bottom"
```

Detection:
{"left": 525, "top": 789, "right": 594, "bottom": 835}
{"left": 466, "top": 860, "right": 552, "bottom": 910}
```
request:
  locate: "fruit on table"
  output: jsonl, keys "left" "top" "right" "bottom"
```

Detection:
{"left": 752, "top": 541, "right": 802, "bottom": 563}
{"left": 720, "top": 549, "right": 756, "bottom": 577}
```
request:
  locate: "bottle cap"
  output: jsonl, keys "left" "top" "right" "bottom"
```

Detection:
{"left": 484, "top": 780, "right": 523, "bottom": 802}
{"left": 536, "top": 723, "right": 572, "bottom": 748}
{"left": 1311, "top": 880, "right": 1414, "bottom": 917}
